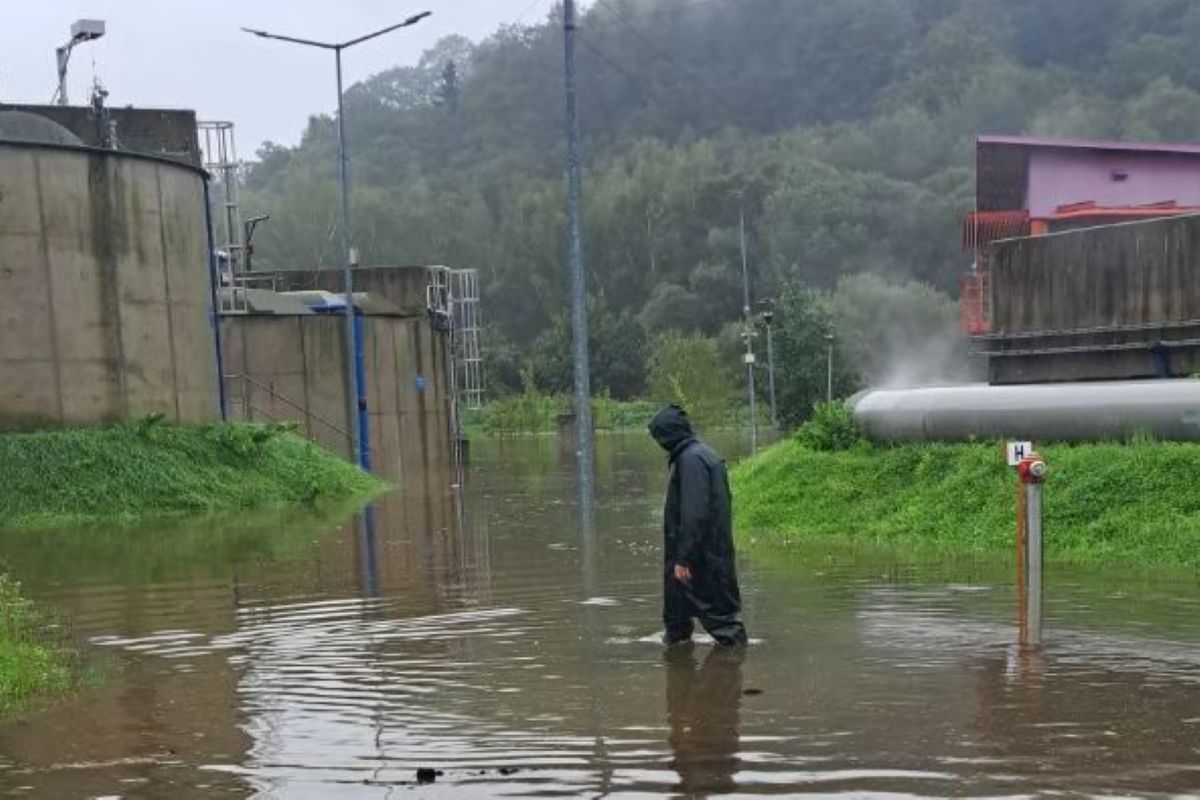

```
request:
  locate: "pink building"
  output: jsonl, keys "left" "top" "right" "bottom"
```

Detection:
{"left": 962, "top": 135, "right": 1200, "bottom": 334}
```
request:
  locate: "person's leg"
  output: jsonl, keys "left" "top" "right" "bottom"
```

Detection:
{"left": 663, "top": 565, "right": 695, "bottom": 644}
{"left": 697, "top": 611, "right": 747, "bottom": 647}
{"left": 692, "top": 558, "right": 747, "bottom": 647}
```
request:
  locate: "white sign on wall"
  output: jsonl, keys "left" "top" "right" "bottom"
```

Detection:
{"left": 1006, "top": 440, "right": 1034, "bottom": 466}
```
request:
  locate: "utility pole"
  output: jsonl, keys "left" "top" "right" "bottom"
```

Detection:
{"left": 563, "top": 0, "right": 595, "bottom": 499}
{"left": 243, "top": 12, "right": 430, "bottom": 471}
{"left": 739, "top": 206, "right": 757, "bottom": 453}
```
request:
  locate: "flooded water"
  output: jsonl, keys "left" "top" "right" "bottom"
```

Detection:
{"left": 2, "top": 434, "right": 1200, "bottom": 798}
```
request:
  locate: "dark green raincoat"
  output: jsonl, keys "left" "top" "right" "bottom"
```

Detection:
{"left": 649, "top": 405, "right": 747, "bottom": 646}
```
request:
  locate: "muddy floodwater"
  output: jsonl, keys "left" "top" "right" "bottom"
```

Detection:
{"left": 2, "top": 435, "right": 1200, "bottom": 798}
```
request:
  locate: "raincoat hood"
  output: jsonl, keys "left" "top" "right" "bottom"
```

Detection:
{"left": 649, "top": 405, "right": 696, "bottom": 455}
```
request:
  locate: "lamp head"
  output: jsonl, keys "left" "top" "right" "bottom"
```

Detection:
{"left": 70, "top": 19, "right": 106, "bottom": 43}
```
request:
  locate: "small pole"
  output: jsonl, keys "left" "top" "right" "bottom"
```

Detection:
{"left": 1016, "top": 453, "right": 1047, "bottom": 647}
{"left": 825, "top": 333, "right": 834, "bottom": 404}
{"left": 762, "top": 302, "right": 778, "bottom": 428}
{"left": 739, "top": 205, "right": 756, "bottom": 453}
{"left": 56, "top": 46, "right": 70, "bottom": 106}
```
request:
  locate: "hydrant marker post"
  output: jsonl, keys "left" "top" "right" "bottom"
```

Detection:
{"left": 1014, "top": 450, "right": 1047, "bottom": 647}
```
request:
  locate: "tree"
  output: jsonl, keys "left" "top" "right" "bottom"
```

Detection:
{"left": 646, "top": 333, "right": 735, "bottom": 430}
{"left": 771, "top": 287, "right": 861, "bottom": 429}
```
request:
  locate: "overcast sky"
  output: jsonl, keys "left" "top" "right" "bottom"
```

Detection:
{"left": 3, "top": 0, "right": 560, "bottom": 156}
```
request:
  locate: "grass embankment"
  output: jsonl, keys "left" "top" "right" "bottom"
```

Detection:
{"left": 732, "top": 437, "right": 1200, "bottom": 569}
{"left": 0, "top": 574, "right": 71, "bottom": 717}
{"left": 463, "top": 392, "right": 769, "bottom": 436}
{"left": 0, "top": 419, "right": 384, "bottom": 529}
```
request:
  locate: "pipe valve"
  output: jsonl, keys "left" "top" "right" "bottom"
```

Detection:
{"left": 1017, "top": 455, "right": 1047, "bottom": 484}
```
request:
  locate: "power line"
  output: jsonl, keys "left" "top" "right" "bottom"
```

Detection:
{"left": 514, "top": 0, "right": 552, "bottom": 26}
{"left": 588, "top": 0, "right": 744, "bottom": 121}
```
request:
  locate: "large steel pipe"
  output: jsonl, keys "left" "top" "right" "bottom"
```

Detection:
{"left": 850, "top": 380, "right": 1200, "bottom": 443}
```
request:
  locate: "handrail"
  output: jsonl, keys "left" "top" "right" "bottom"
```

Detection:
{"left": 223, "top": 372, "right": 349, "bottom": 438}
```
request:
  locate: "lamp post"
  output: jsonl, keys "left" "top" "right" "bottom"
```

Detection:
{"left": 760, "top": 300, "right": 778, "bottom": 428}
{"left": 242, "top": 13, "right": 431, "bottom": 470}
{"left": 54, "top": 19, "right": 105, "bottom": 105}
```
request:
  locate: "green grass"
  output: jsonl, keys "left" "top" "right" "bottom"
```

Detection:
{"left": 0, "top": 419, "right": 384, "bottom": 529}
{"left": 732, "top": 438, "right": 1200, "bottom": 569}
{"left": 0, "top": 574, "right": 71, "bottom": 717}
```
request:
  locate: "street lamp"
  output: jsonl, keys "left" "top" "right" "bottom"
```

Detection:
{"left": 54, "top": 19, "right": 105, "bottom": 106}
{"left": 242, "top": 12, "right": 431, "bottom": 470}
{"left": 759, "top": 299, "right": 778, "bottom": 428}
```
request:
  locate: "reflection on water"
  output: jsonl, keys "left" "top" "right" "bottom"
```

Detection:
{"left": 666, "top": 645, "right": 743, "bottom": 796}
{"left": 1, "top": 433, "right": 1200, "bottom": 797}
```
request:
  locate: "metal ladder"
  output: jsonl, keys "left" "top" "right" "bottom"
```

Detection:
{"left": 450, "top": 268, "right": 483, "bottom": 411}
{"left": 198, "top": 121, "right": 247, "bottom": 313}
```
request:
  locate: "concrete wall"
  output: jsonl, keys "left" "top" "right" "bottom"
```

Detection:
{"left": 0, "top": 141, "right": 218, "bottom": 429}
{"left": 221, "top": 311, "right": 453, "bottom": 484}
{"left": 984, "top": 214, "right": 1200, "bottom": 384}
{"left": 0, "top": 104, "right": 201, "bottom": 166}
{"left": 271, "top": 266, "right": 437, "bottom": 316}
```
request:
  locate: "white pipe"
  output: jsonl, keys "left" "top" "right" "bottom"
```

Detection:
{"left": 851, "top": 379, "right": 1200, "bottom": 443}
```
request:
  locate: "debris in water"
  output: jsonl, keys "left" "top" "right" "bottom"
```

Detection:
{"left": 499, "top": 767, "right": 519, "bottom": 776}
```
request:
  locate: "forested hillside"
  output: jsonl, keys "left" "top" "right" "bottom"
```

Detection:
{"left": 241, "top": 0, "right": 1200, "bottom": 402}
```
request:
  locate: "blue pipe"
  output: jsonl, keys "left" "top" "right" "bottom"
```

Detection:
{"left": 354, "top": 311, "right": 371, "bottom": 471}
{"left": 202, "top": 179, "right": 228, "bottom": 420}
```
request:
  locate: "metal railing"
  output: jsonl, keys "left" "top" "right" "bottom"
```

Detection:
{"left": 223, "top": 373, "right": 348, "bottom": 440}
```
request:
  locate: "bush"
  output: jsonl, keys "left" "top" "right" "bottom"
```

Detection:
{"left": 793, "top": 401, "right": 861, "bottom": 451}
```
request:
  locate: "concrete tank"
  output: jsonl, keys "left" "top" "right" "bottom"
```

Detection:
{"left": 851, "top": 380, "right": 1200, "bottom": 443}
{"left": 0, "top": 139, "right": 218, "bottom": 429}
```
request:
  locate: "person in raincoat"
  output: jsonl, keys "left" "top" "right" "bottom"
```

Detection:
{"left": 648, "top": 405, "right": 748, "bottom": 647}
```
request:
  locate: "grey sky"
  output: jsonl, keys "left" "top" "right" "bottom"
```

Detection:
{"left": 3, "top": 0, "right": 560, "bottom": 156}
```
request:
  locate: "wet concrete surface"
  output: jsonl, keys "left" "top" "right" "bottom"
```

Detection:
{"left": 1, "top": 433, "right": 1200, "bottom": 797}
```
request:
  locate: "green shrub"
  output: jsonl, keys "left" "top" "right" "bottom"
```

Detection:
{"left": 793, "top": 401, "right": 861, "bottom": 451}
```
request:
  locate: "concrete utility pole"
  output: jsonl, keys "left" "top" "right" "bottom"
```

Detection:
{"left": 562, "top": 0, "right": 595, "bottom": 499}
{"left": 242, "top": 12, "right": 430, "bottom": 471}
{"left": 739, "top": 206, "right": 757, "bottom": 453}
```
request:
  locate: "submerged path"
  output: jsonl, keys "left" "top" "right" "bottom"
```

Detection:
{"left": 1, "top": 435, "right": 1199, "bottom": 797}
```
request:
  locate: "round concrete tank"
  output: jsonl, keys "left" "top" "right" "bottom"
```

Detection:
{"left": 0, "top": 139, "right": 217, "bottom": 429}
{"left": 850, "top": 380, "right": 1200, "bottom": 443}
